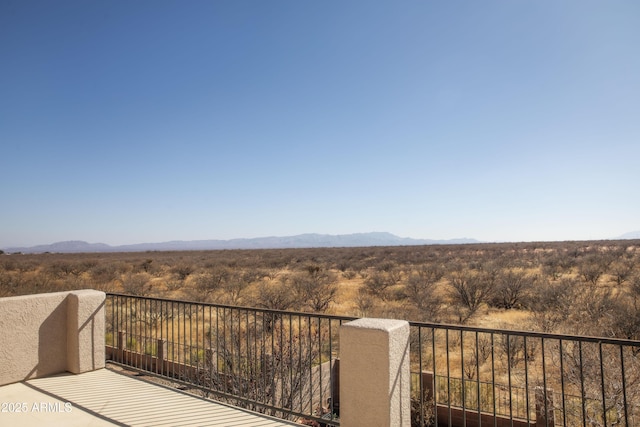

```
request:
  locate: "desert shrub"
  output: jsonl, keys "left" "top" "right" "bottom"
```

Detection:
{"left": 193, "top": 266, "right": 230, "bottom": 301}
{"left": 411, "top": 390, "right": 435, "bottom": 427}
{"left": 171, "top": 263, "right": 194, "bottom": 281}
{"left": 489, "top": 269, "right": 535, "bottom": 309}
{"left": 218, "top": 269, "right": 260, "bottom": 305}
{"left": 403, "top": 266, "right": 445, "bottom": 321}
{"left": 529, "top": 278, "right": 577, "bottom": 332}
{"left": 0, "top": 271, "right": 22, "bottom": 297}
{"left": 254, "top": 279, "right": 296, "bottom": 311}
{"left": 341, "top": 269, "right": 357, "bottom": 280}
{"left": 290, "top": 267, "right": 338, "bottom": 313}
{"left": 354, "top": 287, "right": 375, "bottom": 317}
{"left": 363, "top": 271, "right": 398, "bottom": 301}
{"left": 90, "top": 263, "right": 118, "bottom": 286}
{"left": 121, "top": 272, "right": 152, "bottom": 296}
{"left": 609, "top": 258, "right": 636, "bottom": 287}
{"left": 447, "top": 267, "right": 495, "bottom": 323}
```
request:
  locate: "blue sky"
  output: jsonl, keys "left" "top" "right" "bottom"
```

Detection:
{"left": 1, "top": 1, "right": 639, "bottom": 247}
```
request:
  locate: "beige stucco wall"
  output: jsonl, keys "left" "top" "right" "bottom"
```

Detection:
{"left": 0, "top": 290, "right": 105, "bottom": 385}
{"left": 340, "top": 318, "right": 410, "bottom": 427}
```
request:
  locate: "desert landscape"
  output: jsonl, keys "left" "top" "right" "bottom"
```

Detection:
{"left": 2, "top": 239, "right": 639, "bottom": 340}
{"left": 3, "top": 240, "right": 640, "bottom": 425}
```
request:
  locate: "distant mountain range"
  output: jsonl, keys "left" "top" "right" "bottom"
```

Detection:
{"left": 619, "top": 231, "right": 640, "bottom": 240}
{"left": 5, "top": 231, "right": 639, "bottom": 254}
{"left": 2, "top": 232, "right": 480, "bottom": 254}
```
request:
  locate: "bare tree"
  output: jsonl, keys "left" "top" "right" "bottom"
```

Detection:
{"left": 255, "top": 279, "right": 296, "bottom": 311}
{"left": 219, "top": 269, "right": 260, "bottom": 305}
{"left": 610, "top": 274, "right": 640, "bottom": 340}
{"left": 448, "top": 267, "right": 495, "bottom": 322}
{"left": 630, "top": 274, "right": 640, "bottom": 308}
{"left": 194, "top": 266, "right": 230, "bottom": 301}
{"left": 354, "top": 287, "right": 375, "bottom": 317}
{"left": 0, "top": 271, "right": 22, "bottom": 297}
{"left": 121, "top": 272, "right": 152, "bottom": 296}
{"left": 577, "top": 254, "right": 610, "bottom": 286}
{"left": 404, "top": 265, "right": 444, "bottom": 321}
{"left": 90, "top": 263, "right": 118, "bottom": 286}
{"left": 568, "top": 280, "right": 619, "bottom": 336}
{"left": 609, "top": 258, "right": 635, "bottom": 287}
{"left": 46, "top": 261, "right": 83, "bottom": 278}
{"left": 172, "top": 263, "right": 194, "bottom": 281}
{"left": 363, "top": 271, "right": 396, "bottom": 301}
{"left": 529, "top": 277, "right": 577, "bottom": 332}
{"left": 490, "top": 269, "right": 535, "bottom": 309}
{"left": 541, "top": 254, "right": 564, "bottom": 280}
{"left": 290, "top": 267, "right": 338, "bottom": 313}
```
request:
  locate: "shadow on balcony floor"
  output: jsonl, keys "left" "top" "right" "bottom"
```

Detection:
{"left": 0, "top": 366, "right": 298, "bottom": 426}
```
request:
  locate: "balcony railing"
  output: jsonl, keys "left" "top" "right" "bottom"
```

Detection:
{"left": 409, "top": 321, "right": 640, "bottom": 427}
{"left": 105, "top": 292, "right": 640, "bottom": 427}
{"left": 105, "top": 293, "right": 355, "bottom": 426}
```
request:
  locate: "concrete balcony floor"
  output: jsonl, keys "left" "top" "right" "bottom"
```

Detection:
{"left": 0, "top": 366, "right": 298, "bottom": 427}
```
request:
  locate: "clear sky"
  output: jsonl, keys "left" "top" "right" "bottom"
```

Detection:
{"left": 1, "top": 1, "right": 639, "bottom": 248}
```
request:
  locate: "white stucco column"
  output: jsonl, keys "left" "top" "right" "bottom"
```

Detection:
{"left": 339, "top": 318, "right": 410, "bottom": 427}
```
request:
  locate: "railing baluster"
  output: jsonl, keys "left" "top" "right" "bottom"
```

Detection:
{"left": 523, "top": 335, "right": 530, "bottom": 425}
{"left": 506, "top": 333, "right": 513, "bottom": 425}
{"left": 599, "top": 342, "right": 607, "bottom": 427}
{"left": 331, "top": 318, "right": 336, "bottom": 418}
{"left": 541, "top": 337, "right": 548, "bottom": 427}
{"left": 418, "top": 326, "right": 424, "bottom": 427}
{"left": 579, "top": 341, "right": 587, "bottom": 427}
{"left": 298, "top": 315, "right": 303, "bottom": 416}
{"left": 559, "top": 338, "right": 567, "bottom": 427}
{"left": 619, "top": 344, "right": 628, "bottom": 427}
{"left": 446, "top": 328, "right": 451, "bottom": 425}
{"left": 476, "top": 331, "right": 481, "bottom": 427}
{"left": 491, "top": 332, "right": 497, "bottom": 427}
{"left": 461, "top": 329, "right": 466, "bottom": 427}
{"left": 183, "top": 301, "right": 187, "bottom": 380}
{"left": 307, "top": 315, "right": 312, "bottom": 418}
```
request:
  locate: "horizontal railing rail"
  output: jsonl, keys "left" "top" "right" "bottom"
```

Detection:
{"left": 409, "top": 320, "right": 640, "bottom": 427}
{"left": 105, "top": 293, "right": 356, "bottom": 426}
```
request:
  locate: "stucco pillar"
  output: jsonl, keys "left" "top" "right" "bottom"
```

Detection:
{"left": 339, "top": 318, "right": 410, "bottom": 427}
{"left": 67, "top": 290, "right": 105, "bottom": 374}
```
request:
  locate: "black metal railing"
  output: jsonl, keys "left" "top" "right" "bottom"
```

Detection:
{"left": 105, "top": 293, "right": 640, "bottom": 427}
{"left": 105, "top": 293, "right": 355, "bottom": 426}
{"left": 409, "top": 322, "right": 640, "bottom": 427}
